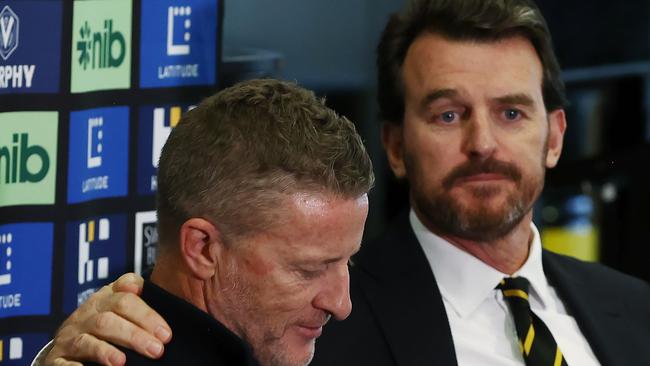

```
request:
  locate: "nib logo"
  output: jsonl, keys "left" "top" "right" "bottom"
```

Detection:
{"left": 0, "top": 112, "right": 58, "bottom": 207}
{"left": 0, "top": 133, "right": 50, "bottom": 184}
{"left": 0, "top": 6, "right": 19, "bottom": 61}
{"left": 76, "top": 20, "right": 125, "bottom": 70}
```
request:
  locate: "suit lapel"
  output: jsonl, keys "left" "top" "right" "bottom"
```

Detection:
{"left": 542, "top": 251, "right": 626, "bottom": 366}
{"left": 355, "top": 212, "right": 458, "bottom": 366}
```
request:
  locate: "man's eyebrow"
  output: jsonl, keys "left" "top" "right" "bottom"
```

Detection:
{"left": 494, "top": 93, "right": 536, "bottom": 107}
{"left": 420, "top": 88, "right": 459, "bottom": 110}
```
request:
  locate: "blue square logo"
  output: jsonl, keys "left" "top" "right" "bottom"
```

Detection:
{"left": 63, "top": 215, "right": 127, "bottom": 314}
{"left": 67, "top": 107, "right": 129, "bottom": 203}
{"left": 0, "top": 333, "right": 49, "bottom": 365}
{"left": 139, "top": 0, "right": 218, "bottom": 88}
{"left": 0, "top": 1, "right": 62, "bottom": 94}
{"left": 0, "top": 223, "right": 53, "bottom": 318}
{"left": 137, "top": 104, "right": 193, "bottom": 195}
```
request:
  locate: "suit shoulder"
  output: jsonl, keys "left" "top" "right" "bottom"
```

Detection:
{"left": 544, "top": 250, "right": 649, "bottom": 296}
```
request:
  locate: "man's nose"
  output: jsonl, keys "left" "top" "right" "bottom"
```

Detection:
{"left": 313, "top": 264, "right": 352, "bottom": 321}
{"left": 461, "top": 111, "right": 497, "bottom": 158}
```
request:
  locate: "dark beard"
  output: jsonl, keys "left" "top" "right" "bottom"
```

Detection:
{"left": 408, "top": 157, "right": 544, "bottom": 242}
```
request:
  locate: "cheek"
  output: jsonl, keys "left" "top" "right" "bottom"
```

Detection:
{"left": 242, "top": 253, "right": 274, "bottom": 277}
{"left": 244, "top": 269, "right": 317, "bottom": 315}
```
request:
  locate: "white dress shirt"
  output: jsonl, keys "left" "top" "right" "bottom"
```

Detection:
{"left": 410, "top": 210, "right": 601, "bottom": 366}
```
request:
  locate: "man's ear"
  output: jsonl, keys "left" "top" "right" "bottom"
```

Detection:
{"left": 179, "top": 218, "right": 223, "bottom": 280}
{"left": 546, "top": 109, "right": 567, "bottom": 168}
{"left": 382, "top": 122, "right": 407, "bottom": 178}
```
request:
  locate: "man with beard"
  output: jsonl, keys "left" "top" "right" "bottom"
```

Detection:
{"left": 33, "top": 78, "right": 374, "bottom": 366}
{"left": 34, "top": 0, "right": 650, "bottom": 365}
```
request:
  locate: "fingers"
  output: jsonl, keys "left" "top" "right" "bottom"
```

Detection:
{"left": 43, "top": 273, "right": 172, "bottom": 365}
{"left": 88, "top": 308, "right": 165, "bottom": 358}
{"left": 95, "top": 291, "right": 172, "bottom": 344}
{"left": 47, "top": 333, "right": 125, "bottom": 366}
{"left": 51, "top": 360, "right": 84, "bottom": 366}
{"left": 110, "top": 273, "right": 144, "bottom": 295}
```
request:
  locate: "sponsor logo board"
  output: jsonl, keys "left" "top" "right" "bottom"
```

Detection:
{"left": 70, "top": 0, "right": 131, "bottom": 92}
{"left": 0, "top": 1, "right": 62, "bottom": 93}
{"left": 67, "top": 106, "right": 129, "bottom": 203}
{"left": 134, "top": 211, "right": 158, "bottom": 275}
{"left": 140, "top": 0, "right": 217, "bottom": 88}
{"left": 137, "top": 104, "right": 193, "bottom": 195}
{"left": 63, "top": 215, "right": 127, "bottom": 313}
{"left": 0, "top": 333, "right": 49, "bottom": 365}
{"left": 0, "top": 223, "right": 53, "bottom": 318}
{"left": 0, "top": 112, "right": 58, "bottom": 207}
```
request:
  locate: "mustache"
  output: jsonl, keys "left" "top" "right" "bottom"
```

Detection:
{"left": 442, "top": 158, "right": 521, "bottom": 190}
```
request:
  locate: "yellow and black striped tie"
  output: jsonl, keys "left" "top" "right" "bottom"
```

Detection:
{"left": 498, "top": 277, "right": 568, "bottom": 366}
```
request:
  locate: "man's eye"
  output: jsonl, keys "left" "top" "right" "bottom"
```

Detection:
{"left": 301, "top": 269, "right": 322, "bottom": 279}
{"left": 438, "top": 111, "right": 458, "bottom": 123}
{"left": 504, "top": 109, "right": 521, "bottom": 121}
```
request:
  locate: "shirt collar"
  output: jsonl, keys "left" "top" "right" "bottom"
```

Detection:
{"left": 410, "top": 209, "right": 551, "bottom": 318}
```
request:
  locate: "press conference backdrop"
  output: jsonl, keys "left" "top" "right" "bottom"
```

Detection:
{"left": 0, "top": 0, "right": 222, "bottom": 363}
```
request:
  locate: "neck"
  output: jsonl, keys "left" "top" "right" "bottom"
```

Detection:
{"left": 150, "top": 251, "right": 238, "bottom": 338}
{"left": 418, "top": 211, "right": 534, "bottom": 275}
{"left": 150, "top": 253, "right": 209, "bottom": 312}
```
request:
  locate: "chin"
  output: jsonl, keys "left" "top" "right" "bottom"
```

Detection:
{"left": 258, "top": 336, "right": 315, "bottom": 366}
{"left": 284, "top": 335, "right": 316, "bottom": 366}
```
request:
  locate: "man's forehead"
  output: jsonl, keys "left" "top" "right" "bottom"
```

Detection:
{"left": 403, "top": 33, "right": 544, "bottom": 101}
{"left": 288, "top": 192, "right": 369, "bottom": 214}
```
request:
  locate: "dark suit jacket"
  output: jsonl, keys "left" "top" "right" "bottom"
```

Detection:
{"left": 87, "top": 281, "right": 260, "bottom": 366}
{"left": 312, "top": 212, "right": 650, "bottom": 366}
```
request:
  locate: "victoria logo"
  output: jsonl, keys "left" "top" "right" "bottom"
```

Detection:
{"left": 76, "top": 19, "right": 126, "bottom": 70}
{"left": 0, "top": 2, "right": 63, "bottom": 94}
{"left": 0, "top": 6, "right": 19, "bottom": 61}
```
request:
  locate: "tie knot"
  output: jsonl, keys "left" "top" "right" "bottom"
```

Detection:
{"left": 498, "top": 276, "right": 531, "bottom": 301}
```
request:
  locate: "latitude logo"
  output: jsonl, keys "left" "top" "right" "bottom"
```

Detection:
{"left": 0, "top": 5, "right": 19, "bottom": 61}
{"left": 67, "top": 106, "right": 129, "bottom": 203}
{"left": 0, "top": 223, "right": 53, "bottom": 318}
{"left": 139, "top": 0, "right": 218, "bottom": 88}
